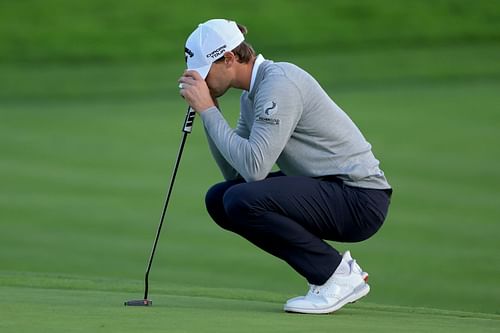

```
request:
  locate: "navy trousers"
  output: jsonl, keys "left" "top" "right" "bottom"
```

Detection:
{"left": 205, "top": 172, "right": 392, "bottom": 285}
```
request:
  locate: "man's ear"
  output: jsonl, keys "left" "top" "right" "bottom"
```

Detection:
{"left": 223, "top": 51, "right": 236, "bottom": 65}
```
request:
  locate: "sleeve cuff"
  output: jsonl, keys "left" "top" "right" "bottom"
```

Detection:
{"left": 200, "top": 106, "right": 222, "bottom": 123}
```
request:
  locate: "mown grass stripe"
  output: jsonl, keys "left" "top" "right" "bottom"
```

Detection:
{"left": 1, "top": 271, "right": 499, "bottom": 321}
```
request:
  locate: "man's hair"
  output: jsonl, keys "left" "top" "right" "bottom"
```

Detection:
{"left": 215, "top": 23, "right": 255, "bottom": 64}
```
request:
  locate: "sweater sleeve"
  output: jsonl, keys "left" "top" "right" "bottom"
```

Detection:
{"left": 204, "top": 111, "right": 250, "bottom": 181}
{"left": 204, "top": 130, "right": 239, "bottom": 180}
{"left": 200, "top": 77, "right": 302, "bottom": 182}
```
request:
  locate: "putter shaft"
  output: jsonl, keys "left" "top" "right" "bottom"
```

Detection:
{"left": 139, "top": 107, "right": 196, "bottom": 303}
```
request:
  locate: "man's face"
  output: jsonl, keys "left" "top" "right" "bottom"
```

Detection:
{"left": 205, "top": 57, "right": 232, "bottom": 98}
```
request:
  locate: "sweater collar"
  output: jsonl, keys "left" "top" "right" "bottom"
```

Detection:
{"left": 248, "top": 54, "right": 265, "bottom": 94}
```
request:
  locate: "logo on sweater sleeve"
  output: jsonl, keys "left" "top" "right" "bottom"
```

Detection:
{"left": 264, "top": 101, "right": 277, "bottom": 116}
{"left": 257, "top": 101, "right": 280, "bottom": 125}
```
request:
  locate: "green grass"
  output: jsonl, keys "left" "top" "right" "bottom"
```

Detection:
{"left": 1, "top": 0, "right": 499, "bottom": 62}
{"left": 1, "top": 4, "right": 500, "bottom": 330}
{"left": 1, "top": 273, "right": 499, "bottom": 333}
{"left": 2, "top": 57, "right": 500, "bottom": 328}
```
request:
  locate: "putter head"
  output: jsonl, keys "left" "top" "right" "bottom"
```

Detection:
{"left": 124, "top": 299, "right": 152, "bottom": 306}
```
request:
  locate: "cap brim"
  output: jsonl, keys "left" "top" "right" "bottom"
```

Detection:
{"left": 188, "top": 64, "right": 212, "bottom": 80}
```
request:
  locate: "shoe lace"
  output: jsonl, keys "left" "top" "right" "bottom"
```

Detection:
{"left": 309, "top": 284, "right": 321, "bottom": 295}
{"left": 350, "top": 259, "right": 362, "bottom": 274}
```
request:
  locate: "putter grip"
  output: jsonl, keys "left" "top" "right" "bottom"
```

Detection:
{"left": 182, "top": 107, "right": 196, "bottom": 133}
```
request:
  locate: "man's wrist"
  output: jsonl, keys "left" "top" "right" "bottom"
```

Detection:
{"left": 200, "top": 105, "right": 219, "bottom": 114}
{"left": 198, "top": 104, "right": 216, "bottom": 113}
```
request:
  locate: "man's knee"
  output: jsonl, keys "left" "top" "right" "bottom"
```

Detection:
{"left": 205, "top": 181, "right": 244, "bottom": 231}
{"left": 222, "top": 183, "right": 259, "bottom": 221}
{"left": 204, "top": 182, "right": 229, "bottom": 228}
{"left": 205, "top": 183, "right": 224, "bottom": 213}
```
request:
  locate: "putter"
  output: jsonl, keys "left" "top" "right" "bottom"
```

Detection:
{"left": 125, "top": 107, "right": 196, "bottom": 306}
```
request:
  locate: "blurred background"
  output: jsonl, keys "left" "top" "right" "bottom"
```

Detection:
{"left": 1, "top": 0, "right": 499, "bottom": 314}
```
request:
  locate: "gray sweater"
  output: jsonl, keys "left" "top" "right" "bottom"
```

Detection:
{"left": 200, "top": 60, "right": 391, "bottom": 189}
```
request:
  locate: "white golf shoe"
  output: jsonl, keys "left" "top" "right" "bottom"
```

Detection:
{"left": 284, "top": 251, "right": 370, "bottom": 314}
{"left": 343, "top": 250, "right": 369, "bottom": 282}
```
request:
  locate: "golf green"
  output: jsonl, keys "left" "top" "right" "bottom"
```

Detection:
{"left": 1, "top": 1, "right": 500, "bottom": 330}
{"left": 1, "top": 273, "right": 499, "bottom": 333}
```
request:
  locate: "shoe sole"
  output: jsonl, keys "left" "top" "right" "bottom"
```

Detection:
{"left": 284, "top": 283, "right": 370, "bottom": 315}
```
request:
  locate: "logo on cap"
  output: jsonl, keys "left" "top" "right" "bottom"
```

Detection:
{"left": 184, "top": 47, "right": 194, "bottom": 63}
{"left": 206, "top": 44, "right": 227, "bottom": 60}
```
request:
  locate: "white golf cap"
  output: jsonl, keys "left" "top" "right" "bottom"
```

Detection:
{"left": 184, "top": 19, "right": 245, "bottom": 79}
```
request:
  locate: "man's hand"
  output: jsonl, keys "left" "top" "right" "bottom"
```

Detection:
{"left": 178, "top": 70, "right": 215, "bottom": 113}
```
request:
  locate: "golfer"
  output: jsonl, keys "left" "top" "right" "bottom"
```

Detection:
{"left": 179, "top": 19, "right": 392, "bottom": 314}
